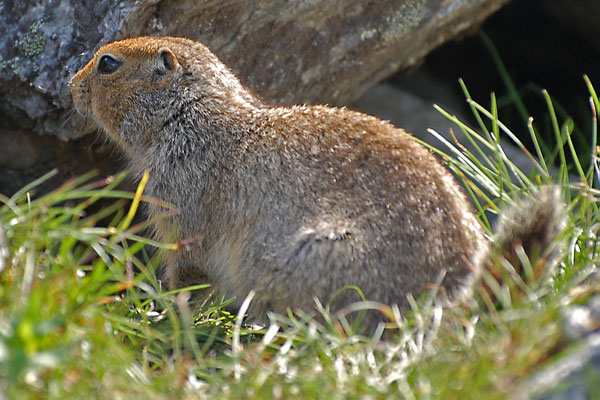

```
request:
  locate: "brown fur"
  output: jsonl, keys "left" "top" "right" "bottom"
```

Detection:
{"left": 69, "top": 37, "right": 565, "bottom": 329}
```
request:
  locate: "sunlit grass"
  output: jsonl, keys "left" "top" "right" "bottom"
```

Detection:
{"left": 1, "top": 77, "right": 599, "bottom": 398}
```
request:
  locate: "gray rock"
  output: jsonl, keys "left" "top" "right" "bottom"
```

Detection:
{"left": 0, "top": 0, "right": 509, "bottom": 194}
{"left": 0, "top": 0, "right": 509, "bottom": 139}
{"left": 561, "top": 301, "right": 600, "bottom": 342}
{"left": 513, "top": 332, "right": 600, "bottom": 400}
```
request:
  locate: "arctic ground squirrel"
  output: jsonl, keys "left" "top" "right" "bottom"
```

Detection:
{"left": 69, "top": 36, "right": 566, "bottom": 329}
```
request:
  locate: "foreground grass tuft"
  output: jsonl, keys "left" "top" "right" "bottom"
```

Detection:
{"left": 1, "top": 78, "right": 600, "bottom": 398}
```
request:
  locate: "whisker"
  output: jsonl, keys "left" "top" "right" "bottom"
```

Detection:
{"left": 60, "top": 107, "right": 77, "bottom": 129}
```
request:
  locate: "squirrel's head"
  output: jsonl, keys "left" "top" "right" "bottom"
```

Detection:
{"left": 68, "top": 36, "right": 256, "bottom": 158}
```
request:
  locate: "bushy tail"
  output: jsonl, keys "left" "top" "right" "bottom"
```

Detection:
{"left": 475, "top": 186, "right": 568, "bottom": 306}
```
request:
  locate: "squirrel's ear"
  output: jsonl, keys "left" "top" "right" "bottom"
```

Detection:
{"left": 155, "top": 48, "right": 179, "bottom": 76}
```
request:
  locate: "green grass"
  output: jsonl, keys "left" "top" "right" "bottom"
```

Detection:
{"left": 1, "top": 78, "right": 600, "bottom": 399}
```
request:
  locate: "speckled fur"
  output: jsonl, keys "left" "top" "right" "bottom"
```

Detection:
{"left": 69, "top": 37, "right": 564, "bottom": 328}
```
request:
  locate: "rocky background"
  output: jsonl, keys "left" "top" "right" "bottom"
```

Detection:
{"left": 1, "top": 0, "right": 599, "bottom": 196}
{"left": 1, "top": 0, "right": 509, "bottom": 194}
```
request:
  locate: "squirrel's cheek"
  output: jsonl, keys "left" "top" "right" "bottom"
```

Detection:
{"left": 71, "top": 92, "right": 87, "bottom": 115}
{"left": 87, "top": 93, "right": 120, "bottom": 136}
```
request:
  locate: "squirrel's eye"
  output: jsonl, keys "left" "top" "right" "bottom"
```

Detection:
{"left": 97, "top": 55, "right": 121, "bottom": 74}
